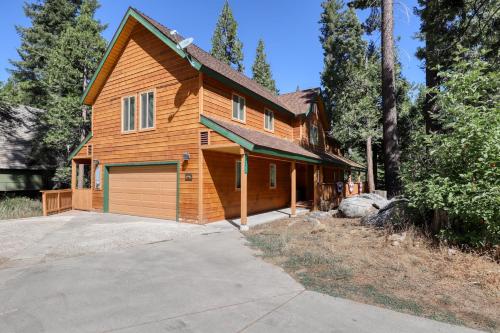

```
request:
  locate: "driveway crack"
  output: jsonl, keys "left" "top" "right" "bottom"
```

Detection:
{"left": 236, "top": 289, "right": 305, "bottom": 332}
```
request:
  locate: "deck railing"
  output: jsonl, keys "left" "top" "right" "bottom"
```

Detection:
{"left": 41, "top": 189, "right": 73, "bottom": 216}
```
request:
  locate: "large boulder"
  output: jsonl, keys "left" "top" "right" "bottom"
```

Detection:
{"left": 338, "top": 193, "right": 389, "bottom": 218}
{"left": 361, "top": 198, "right": 411, "bottom": 229}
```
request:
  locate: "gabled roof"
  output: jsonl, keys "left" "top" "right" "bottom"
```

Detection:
{"left": 277, "top": 88, "right": 321, "bottom": 116}
{"left": 0, "top": 105, "right": 48, "bottom": 170}
{"left": 82, "top": 7, "right": 297, "bottom": 117}
{"left": 201, "top": 115, "right": 365, "bottom": 170}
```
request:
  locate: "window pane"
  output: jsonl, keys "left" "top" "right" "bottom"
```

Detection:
{"left": 269, "top": 111, "right": 274, "bottom": 130}
{"left": 265, "top": 111, "right": 269, "bottom": 129}
{"left": 129, "top": 97, "right": 135, "bottom": 130}
{"left": 95, "top": 165, "right": 101, "bottom": 189}
{"left": 148, "top": 92, "right": 154, "bottom": 128}
{"left": 141, "top": 93, "right": 147, "bottom": 129}
{"left": 235, "top": 161, "right": 241, "bottom": 189}
{"left": 239, "top": 97, "right": 245, "bottom": 120}
{"left": 123, "top": 99, "right": 129, "bottom": 131}
{"left": 232, "top": 95, "right": 239, "bottom": 119}
{"left": 270, "top": 164, "right": 276, "bottom": 188}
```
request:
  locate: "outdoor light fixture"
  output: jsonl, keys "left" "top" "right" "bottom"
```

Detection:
{"left": 93, "top": 160, "right": 100, "bottom": 166}
{"left": 183, "top": 152, "right": 190, "bottom": 161}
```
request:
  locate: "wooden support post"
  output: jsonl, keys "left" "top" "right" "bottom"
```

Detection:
{"left": 71, "top": 160, "right": 77, "bottom": 190}
{"left": 42, "top": 192, "right": 47, "bottom": 216}
{"left": 313, "top": 165, "right": 319, "bottom": 211}
{"left": 57, "top": 192, "right": 61, "bottom": 212}
{"left": 291, "top": 161, "right": 296, "bottom": 217}
{"left": 240, "top": 151, "right": 248, "bottom": 230}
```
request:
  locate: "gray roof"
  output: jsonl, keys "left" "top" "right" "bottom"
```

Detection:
{"left": 0, "top": 105, "right": 46, "bottom": 170}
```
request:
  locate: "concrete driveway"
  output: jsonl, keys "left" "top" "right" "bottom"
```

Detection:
{"left": 0, "top": 212, "right": 479, "bottom": 332}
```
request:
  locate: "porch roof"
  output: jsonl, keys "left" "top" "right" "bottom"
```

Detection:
{"left": 200, "top": 115, "right": 364, "bottom": 170}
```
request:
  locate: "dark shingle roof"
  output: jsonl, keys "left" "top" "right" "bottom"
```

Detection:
{"left": 277, "top": 88, "right": 321, "bottom": 115}
{"left": 133, "top": 9, "right": 296, "bottom": 116}
{"left": 0, "top": 105, "right": 46, "bottom": 170}
{"left": 203, "top": 115, "right": 319, "bottom": 160}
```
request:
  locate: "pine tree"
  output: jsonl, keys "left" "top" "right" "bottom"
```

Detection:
{"left": 210, "top": 0, "right": 244, "bottom": 72}
{"left": 42, "top": 0, "right": 106, "bottom": 186}
{"left": 9, "top": 0, "right": 82, "bottom": 108}
{"left": 320, "top": 0, "right": 380, "bottom": 191}
{"left": 252, "top": 39, "right": 278, "bottom": 94}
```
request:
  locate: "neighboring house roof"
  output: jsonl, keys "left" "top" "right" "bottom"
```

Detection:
{"left": 277, "top": 88, "right": 321, "bottom": 116}
{"left": 0, "top": 105, "right": 46, "bottom": 170}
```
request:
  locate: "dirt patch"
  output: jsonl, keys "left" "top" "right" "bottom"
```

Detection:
{"left": 245, "top": 216, "right": 500, "bottom": 332}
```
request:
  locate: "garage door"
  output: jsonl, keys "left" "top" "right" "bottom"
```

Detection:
{"left": 108, "top": 165, "right": 177, "bottom": 220}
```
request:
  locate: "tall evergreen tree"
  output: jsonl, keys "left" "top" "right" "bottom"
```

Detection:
{"left": 210, "top": 0, "right": 244, "bottom": 72}
{"left": 42, "top": 0, "right": 106, "bottom": 186}
{"left": 415, "top": 0, "right": 499, "bottom": 133}
{"left": 320, "top": 0, "right": 380, "bottom": 191}
{"left": 9, "top": 0, "right": 82, "bottom": 108}
{"left": 252, "top": 39, "right": 278, "bottom": 94}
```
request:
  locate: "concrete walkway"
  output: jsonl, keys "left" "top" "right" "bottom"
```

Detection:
{"left": 0, "top": 212, "right": 480, "bottom": 332}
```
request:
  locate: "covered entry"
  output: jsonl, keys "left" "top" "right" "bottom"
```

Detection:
{"left": 104, "top": 162, "right": 179, "bottom": 220}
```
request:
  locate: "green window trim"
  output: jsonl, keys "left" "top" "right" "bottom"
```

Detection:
{"left": 103, "top": 161, "right": 180, "bottom": 221}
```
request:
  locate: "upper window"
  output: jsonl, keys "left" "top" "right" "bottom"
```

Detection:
{"left": 264, "top": 109, "right": 274, "bottom": 131}
{"left": 140, "top": 91, "right": 155, "bottom": 129}
{"left": 310, "top": 123, "right": 319, "bottom": 145}
{"left": 232, "top": 94, "right": 246, "bottom": 122}
{"left": 235, "top": 160, "right": 241, "bottom": 190}
{"left": 122, "top": 96, "right": 136, "bottom": 132}
{"left": 269, "top": 163, "right": 276, "bottom": 189}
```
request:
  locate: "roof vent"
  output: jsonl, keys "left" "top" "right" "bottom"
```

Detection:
{"left": 200, "top": 131, "right": 209, "bottom": 145}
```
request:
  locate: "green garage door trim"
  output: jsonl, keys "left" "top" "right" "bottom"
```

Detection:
{"left": 103, "top": 161, "right": 180, "bottom": 221}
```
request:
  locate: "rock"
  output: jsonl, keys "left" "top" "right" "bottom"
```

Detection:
{"left": 309, "top": 211, "right": 330, "bottom": 219}
{"left": 329, "top": 209, "right": 339, "bottom": 217}
{"left": 374, "top": 190, "right": 387, "bottom": 199}
{"left": 305, "top": 216, "right": 321, "bottom": 226}
{"left": 361, "top": 198, "right": 411, "bottom": 229}
{"left": 311, "top": 223, "right": 326, "bottom": 234}
{"left": 448, "top": 248, "right": 458, "bottom": 256}
{"left": 391, "top": 240, "right": 400, "bottom": 247}
{"left": 338, "top": 194, "right": 389, "bottom": 218}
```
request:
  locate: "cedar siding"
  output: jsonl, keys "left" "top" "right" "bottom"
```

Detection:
{"left": 90, "top": 24, "right": 201, "bottom": 221}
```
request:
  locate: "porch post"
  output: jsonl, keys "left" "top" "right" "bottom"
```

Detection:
{"left": 313, "top": 164, "right": 319, "bottom": 211}
{"left": 240, "top": 150, "right": 248, "bottom": 231}
{"left": 291, "top": 161, "right": 296, "bottom": 217}
{"left": 71, "top": 160, "right": 77, "bottom": 190}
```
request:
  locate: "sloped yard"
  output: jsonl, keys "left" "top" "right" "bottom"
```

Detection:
{"left": 245, "top": 215, "right": 500, "bottom": 332}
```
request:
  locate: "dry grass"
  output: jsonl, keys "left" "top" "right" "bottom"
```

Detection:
{"left": 0, "top": 197, "right": 42, "bottom": 220}
{"left": 245, "top": 216, "right": 500, "bottom": 332}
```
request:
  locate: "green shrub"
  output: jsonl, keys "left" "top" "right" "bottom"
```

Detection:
{"left": 0, "top": 196, "right": 42, "bottom": 220}
{"left": 401, "top": 53, "right": 500, "bottom": 247}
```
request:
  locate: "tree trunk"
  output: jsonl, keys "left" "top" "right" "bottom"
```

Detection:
{"left": 366, "top": 136, "right": 375, "bottom": 192}
{"left": 381, "top": 0, "right": 401, "bottom": 198}
{"left": 77, "top": 69, "right": 89, "bottom": 190}
{"left": 423, "top": 45, "right": 440, "bottom": 133}
{"left": 373, "top": 146, "right": 378, "bottom": 188}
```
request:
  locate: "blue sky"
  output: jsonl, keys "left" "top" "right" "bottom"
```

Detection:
{"left": 0, "top": 0, "right": 424, "bottom": 93}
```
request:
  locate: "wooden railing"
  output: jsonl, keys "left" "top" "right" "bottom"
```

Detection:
{"left": 72, "top": 189, "right": 92, "bottom": 211}
{"left": 41, "top": 189, "right": 72, "bottom": 216}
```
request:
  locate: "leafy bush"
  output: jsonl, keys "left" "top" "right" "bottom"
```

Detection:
{"left": 0, "top": 196, "right": 42, "bottom": 220}
{"left": 402, "top": 54, "right": 500, "bottom": 247}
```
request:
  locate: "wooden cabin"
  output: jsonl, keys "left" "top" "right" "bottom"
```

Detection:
{"left": 67, "top": 7, "right": 365, "bottom": 228}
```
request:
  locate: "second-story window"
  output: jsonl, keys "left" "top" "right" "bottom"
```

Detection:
{"left": 264, "top": 109, "right": 274, "bottom": 131}
{"left": 310, "top": 123, "right": 319, "bottom": 145}
{"left": 122, "top": 96, "right": 135, "bottom": 132}
{"left": 232, "top": 94, "right": 245, "bottom": 122}
{"left": 140, "top": 91, "right": 155, "bottom": 129}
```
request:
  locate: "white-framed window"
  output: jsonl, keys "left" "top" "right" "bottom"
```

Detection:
{"left": 140, "top": 91, "right": 155, "bottom": 129}
{"left": 122, "top": 96, "right": 136, "bottom": 132}
{"left": 94, "top": 165, "right": 101, "bottom": 190}
{"left": 310, "top": 123, "right": 319, "bottom": 145}
{"left": 235, "top": 160, "right": 241, "bottom": 190}
{"left": 269, "top": 163, "right": 276, "bottom": 189}
{"left": 232, "top": 93, "right": 246, "bottom": 122}
{"left": 264, "top": 109, "right": 274, "bottom": 131}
